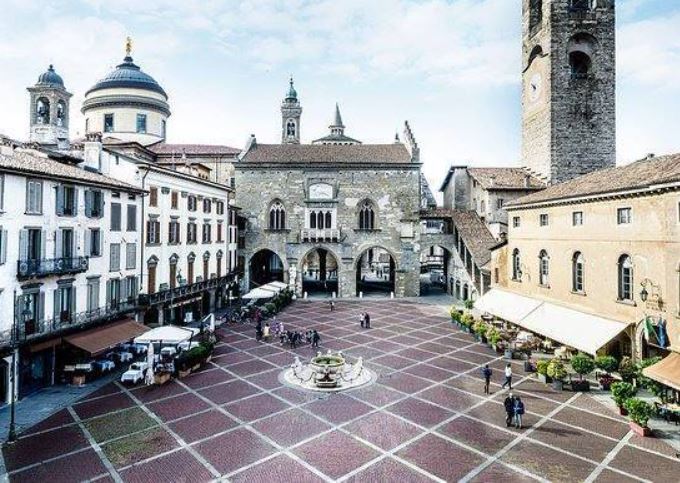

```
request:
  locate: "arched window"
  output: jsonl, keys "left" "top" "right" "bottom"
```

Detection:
{"left": 512, "top": 249, "right": 522, "bottom": 281}
{"left": 36, "top": 98, "right": 50, "bottom": 124}
{"left": 56, "top": 101, "right": 66, "bottom": 127}
{"left": 309, "top": 211, "right": 316, "bottom": 229}
{"left": 570, "top": 51, "right": 592, "bottom": 79}
{"left": 187, "top": 252, "right": 196, "bottom": 284}
{"left": 539, "top": 250, "right": 549, "bottom": 286}
{"left": 572, "top": 252, "right": 584, "bottom": 292}
{"left": 568, "top": 33, "right": 597, "bottom": 80}
{"left": 618, "top": 255, "right": 633, "bottom": 301}
{"left": 286, "top": 120, "right": 296, "bottom": 137}
{"left": 269, "top": 201, "right": 286, "bottom": 230}
{"left": 325, "top": 211, "right": 332, "bottom": 229}
{"left": 169, "top": 254, "right": 179, "bottom": 289}
{"left": 358, "top": 200, "right": 375, "bottom": 230}
{"left": 317, "top": 211, "right": 324, "bottom": 229}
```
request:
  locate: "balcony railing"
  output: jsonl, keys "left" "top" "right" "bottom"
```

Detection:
{"left": 300, "top": 229, "right": 340, "bottom": 243}
{"left": 2, "top": 300, "right": 137, "bottom": 347}
{"left": 143, "top": 273, "right": 238, "bottom": 307}
{"left": 17, "top": 256, "right": 89, "bottom": 279}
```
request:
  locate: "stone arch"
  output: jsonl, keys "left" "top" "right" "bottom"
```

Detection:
{"left": 568, "top": 32, "right": 598, "bottom": 79}
{"left": 419, "top": 244, "right": 454, "bottom": 296}
{"left": 298, "top": 246, "right": 342, "bottom": 297}
{"left": 35, "top": 97, "right": 50, "bottom": 124}
{"left": 248, "top": 248, "right": 288, "bottom": 289}
{"left": 354, "top": 245, "right": 397, "bottom": 297}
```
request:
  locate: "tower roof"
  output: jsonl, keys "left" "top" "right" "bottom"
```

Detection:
{"left": 36, "top": 65, "right": 65, "bottom": 88}
{"left": 285, "top": 77, "right": 298, "bottom": 101}
{"left": 331, "top": 103, "right": 344, "bottom": 128}
{"left": 86, "top": 42, "right": 167, "bottom": 98}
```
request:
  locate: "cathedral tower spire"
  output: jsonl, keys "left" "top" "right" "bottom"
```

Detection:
{"left": 27, "top": 64, "right": 72, "bottom": 148}
{"left": 281, "top": 77, "right": 302, "bottom": 144}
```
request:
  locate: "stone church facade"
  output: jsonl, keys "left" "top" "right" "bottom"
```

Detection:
{"left": 236, "top": 84, "right": 428, "bottom": 297}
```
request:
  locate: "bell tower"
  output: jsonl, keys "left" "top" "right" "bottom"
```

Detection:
{"left": 521, "top": 0, "right": 616, "bottom": 184}
{"left": 281, "top": 77, "right": 302, "bottom": 144}
{"left": 27, "top": 65, "right": 72, "bottom": 148}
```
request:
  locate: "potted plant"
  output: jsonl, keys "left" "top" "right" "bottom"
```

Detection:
{"left": 547, "top": 359, "right": 567, "bottom": 391}
{"left": 570, "top": 353, "right": 595, "bottom": 392}
{"left": 595, "top": 355, "right": 618, "bottom": 390}
{"left": 449, "top": 306, "right": 461, "bottom": 326}
{"left": 611, "top": 381, "right": 637, "bottom": 416}
{"left": 624, "top": 398, "right": 654, "bottom": 437}
{"left": 487, "top": 327, "right": 501, "bottom": 351}
{"left": 473, "top": 320, "right": 488, "bottom": 342}
{"left": 536, "top": 359, "right": 551, "bottom": 384}
{"left": 464, "top": 299, "right": 474, "bottom": 311}
{"left": 618, "top": 356, "right": 637, "bottom": 384}
{"left": 460, "top": 313, "right": 474, "bottom": 333}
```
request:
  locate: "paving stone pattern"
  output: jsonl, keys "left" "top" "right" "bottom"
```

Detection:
{"left": 3, "top": 300, "right": 680, "bottom": 482}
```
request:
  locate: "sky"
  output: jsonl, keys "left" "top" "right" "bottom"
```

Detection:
{"left": 1, "top": 0, "right": 679, "bottom": 191}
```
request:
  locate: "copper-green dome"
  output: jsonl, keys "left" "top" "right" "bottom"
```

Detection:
{"left": 86, "top": 55, "right": 167, "bottom": 98}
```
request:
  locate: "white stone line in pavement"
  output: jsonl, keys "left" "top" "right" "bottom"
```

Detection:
{"left": 584, "top": 431, "right": 636, "bottom": 483}
{"left": 67, "top": 406, "right": 123, "bottom": 483}
{"left": 113, "top": 381, "right": 221, "bottom": 479}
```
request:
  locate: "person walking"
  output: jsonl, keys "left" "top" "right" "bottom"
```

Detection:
{"left": 501, "top": 363, "right": 513, "bottom": 390}
{"left": 255, "top": 322, "right": 263, "bottom": 341}
{"left": 360, "top": 312, "right": 365, "bottom": 328}
{"left": 329, "top": 300, "right": 335, "bottom": 312}
{"left": 503, "top": 393, "right": 514, "bottom": 427}
{"left": 365, "top": 312, "right": 371, "bottom": 329}
{"left": 312, "top": 330, "right": 321, "bottom": 348}
{"left": 482, "top": 364, "right": 493, "bottom": 394}
{"left": 513, "top": 396, "right": 525, "bottom": 429}
{"left": 263, "top": 322, "right": 270, "bottom": 342}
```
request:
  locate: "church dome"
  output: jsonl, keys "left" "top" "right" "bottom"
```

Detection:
{"left": 36, "top": 65, "right": 64, "bottom": 88}
{"left": 85, "top": 55, "right": 167, "bottom": 98}
{"left": 285, "top": 77, "right": 298, "bottom": 101}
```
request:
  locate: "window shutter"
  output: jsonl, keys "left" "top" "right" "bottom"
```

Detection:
{"left": 106, "top": 280, "right": 112, "bottom": 306}
{"left": 55, "top": 230, "right": 63, "bottom": 259}
{"left": 19, "top": 229, "right": 28, "bottom": 261}
{"left": 84, "top": 229, "right": 91, "bottom": 257}
{"left": 73, "top": 188, "right": 79, "bottom": 216}
{"left": 98, "top": 194, "right": 105, "bottom": 219}
{"left": 40, "top": 230, "right": 47, "bottom": 259}
{"left": 53, "top": 289, "right": 60, "bottom": 321}
{"left": 1, "top": 229, "right": 7, "bottom": 264}
{"left": 84, "top": 190, "right": 92, "bottom": 217}
{"left": 38, "top": 292, "right": 45, "bottom": 322}
{"left": 120, "top": 278, "right": 127, "bottom": 302}
{"left": 55, "top": 185, "right": 64, "bottom": 216}
{"left": 70, "top": 287, "right": 76, "bottom": 317}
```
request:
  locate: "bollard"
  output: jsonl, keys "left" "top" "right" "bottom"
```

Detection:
{"left": 390, "top": 291, "right": 394, "bottom": 299}
{"left": 359, "top": 291, "right": 363, "bottom": 298}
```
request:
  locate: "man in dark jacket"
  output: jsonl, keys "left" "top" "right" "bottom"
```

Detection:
{"left": 365, "top": 312, "right": 371, "bottom": 329}
{"left": 312, "top": 330, "right": 321, "bottom": 348}
{"left": 503, "top": 393, "right": 514, "bottom": 427}
{"left": 482, "top": 364, "right": 492, "bottom": 394}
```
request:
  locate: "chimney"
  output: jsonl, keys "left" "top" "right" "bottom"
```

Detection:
{"left": 524, "top": 173, "right": 531, "bottom": 188}
{"left": 83, "top": 132, "right": 102, "bottom": 173}
{"left": 646, "top": 153, "right": 655, "bottom": 159}
{"left": 499, "top": 232, "right": 507, "bottom": 242}
{"left": 490, "top": 174, "right": 496, "bottom": 187}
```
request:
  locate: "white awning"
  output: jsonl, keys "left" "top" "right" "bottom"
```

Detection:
{"left": 134, "top": 325, "right": 200, "bottom": 345}
{"left": 474, "top": 289, "right": 542, "bottom": 325}
{"left": 242, "top": 287, "right": 276, "bottom": 299}
{"left": 519, "top": 302, "right": 628, "bottom": 356}
{"left": 266, "top": 281, "right": 289, "bottom": 290}
{"left": 475, "top": 289, "right": 629, "bottom": 355}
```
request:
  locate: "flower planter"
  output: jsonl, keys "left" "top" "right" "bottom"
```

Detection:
{"left": 538, "top": 373, "right": 552, "bottom": 384}
{"left": 629, "top": 421, "right": 651, "bottom": 437}
{"left": 154, "top": 372, "right": 171, "bottom": 385}
{"left": 571, "top": 380, "right": 590, "bottom": 392}
{"left": 504, "top": 349, "right": 514, "bottom": 360}
{"left": 551, "top": 380, "right": 564, "bottom": 391}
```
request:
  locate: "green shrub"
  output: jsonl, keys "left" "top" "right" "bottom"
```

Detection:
{"left": 536, "top": 359, "right": 550, "bottom": 376}
{"left": 460, "top": 313, "right": 474, "bottom": 328}
{"left": 473, "top": 320, "right": 488, "bottom": 337}
{"left": 618, "top": 356, "right": 637, "bottom": 383}
{"left": 487, "top": 327, "right": 501, "bottom": 345}
{"left": 464, "top": 299, "right": 474, "bottom": 310}
{"left": 611, "top": 381, "right": 637, "bottom": 408}
{"left": 570, "top": 353, "right": 595, "bottom": 380}
{"left": 637, "top": 357, "right": 662, "bottom": 393}
{"left": 595, "top": 355, "right": 619, "bottom": 375}
{"left": 264, "top": 302, "right": 276, "bottom": 314}
{"left": 624, "top": 398, "right": 654, "bottom": 428}
{"left": 449, "top": 306, "right": 461, "bottom": 322}
{"left": 175, "top": 342, "right": 214, "bottom": 372}
{"left": 547, "top": 359, "right": 567, "bottom": 381}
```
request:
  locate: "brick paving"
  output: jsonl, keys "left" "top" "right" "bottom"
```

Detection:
{"left": 3, "top": 299, "right": 680, "bottom": 482}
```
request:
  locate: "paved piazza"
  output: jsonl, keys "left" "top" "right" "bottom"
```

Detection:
{"left": 3, "top": 301, "right": 680, "bottom": 482}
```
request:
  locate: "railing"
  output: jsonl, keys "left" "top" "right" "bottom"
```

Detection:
{"left": 1, "top": 300, "right": 137, "bottom": 347}
{"left": 300, "top": 229, "right": 340, "bottom": 243}
{"left": 144, "top": 273, "right": 238, "bottom": 306}
{"left": 17, "top": 256, "right": 89, "bottom": 279}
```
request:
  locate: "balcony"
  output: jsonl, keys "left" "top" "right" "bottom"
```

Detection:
{"left": 300, "top": 229, "right": 340, "bottom": 243}
{"left": 17, "top": 257, "right": 89, "bottom": 279}
{"left": 143, "top": 273, "right": 238, "bottom": 307}
{"left": 2, "top": 300, "right": 137, "bottom": 347}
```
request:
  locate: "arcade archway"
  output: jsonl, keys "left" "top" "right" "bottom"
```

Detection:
{"left": 420, "top": 245, "right": 452, "bottom": 296}
{"left": 301, "top": 248, "right": 339, "bottom": 297}
{"left": 249, "top": 249, "right": 284, "bottom": 289}
{"left": 356, "top": 247, "right": 395, "bottom": 297}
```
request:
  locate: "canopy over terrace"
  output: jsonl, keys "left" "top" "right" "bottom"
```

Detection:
{"left": 134, "top": 325, "right": 200, "bottom": 345}
{"left": 643, "top": 352, "right": 680, "bottom": 392}
{"left": 475, "top": 289, "right": 629, "bottom": 356}
{"left": 242, "top": 281, "right": 287, "bottom": 299}
{"left": 64, "top": 319, "right": 148, "bottom": 355}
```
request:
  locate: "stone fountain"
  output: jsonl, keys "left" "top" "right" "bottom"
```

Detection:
{"left": 280, "top": 350, "right": 375, "bottom": 392}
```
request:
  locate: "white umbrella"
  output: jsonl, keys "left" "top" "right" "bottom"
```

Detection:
{"left": 145, "top": 343, "right": 155, "bottom": 386}
{"left": 208, "top": 313, "right": 215, "bottom": 333}
{"left": 242, "top": 288, "right": 276, "bottom": 299}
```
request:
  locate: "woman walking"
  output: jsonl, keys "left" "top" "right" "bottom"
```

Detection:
{"left": 513, "top": 396, "right": 525, "bottom": 429}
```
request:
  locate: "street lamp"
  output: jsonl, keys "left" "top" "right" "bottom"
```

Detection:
{"left": 640, "top": 287, "right": 649, "bottom": 303}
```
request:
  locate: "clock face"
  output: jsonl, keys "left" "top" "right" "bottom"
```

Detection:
{"left": 529, "top": 73, "right": 542, "bottom": 102}
{"left": 309, "top": 183, "right": 333, "bottom": 200}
